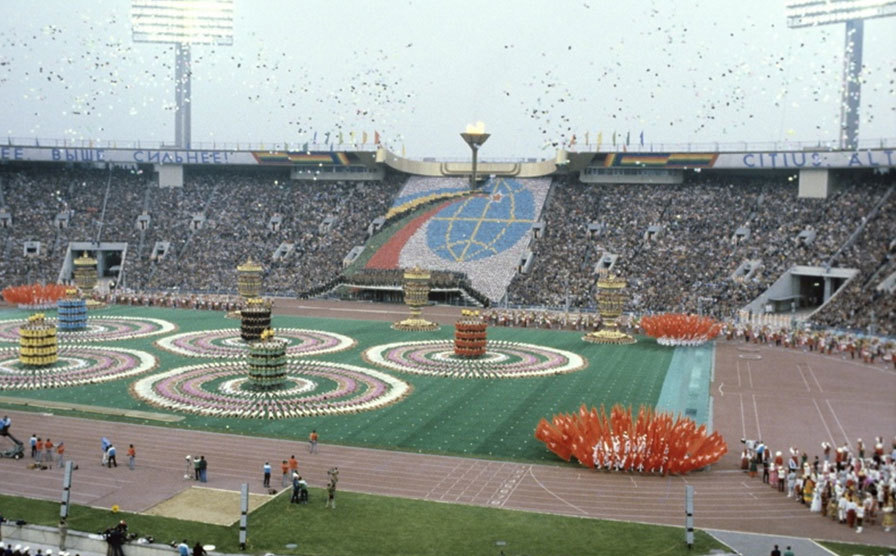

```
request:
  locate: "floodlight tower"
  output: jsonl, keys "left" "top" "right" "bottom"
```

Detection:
{"left": 460, "top": 122, "right": 490, "bottom": 189}
{"left": 786, "top": 1, "right": 896, "bottom": 150}
{"left": 131, "top": 0, "right": 235, "bottom": 149}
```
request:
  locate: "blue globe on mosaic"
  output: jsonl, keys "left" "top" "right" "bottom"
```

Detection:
{"left": 426, "top": 178, "right": 536, "bottom": 262}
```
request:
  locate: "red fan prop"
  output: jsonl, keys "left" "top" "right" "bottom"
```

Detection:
{"left": 535, "top": 404, "right": 727, "bottom": 474}
{"left": 640, "top": 313, "right": 722, "bottom": 346}
{"left": 2, "top": 283, "right": 68, "bottom": 306}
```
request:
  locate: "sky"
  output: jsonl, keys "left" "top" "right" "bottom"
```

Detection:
{"left": 1, "top": 0, "right": 894, "bottom": 159}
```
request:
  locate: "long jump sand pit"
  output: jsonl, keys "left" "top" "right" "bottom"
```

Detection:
{"left": 144, "top": 487, "right": 273, "bottom": 526}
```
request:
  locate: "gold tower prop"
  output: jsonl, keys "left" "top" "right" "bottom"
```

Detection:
{"left": 392, "top": 266, "right": 439, "bottom": 331}
{"left": 237, "top": 258, "right": 264, "bottom": 300}
{"left": 583, "top": 272, "right": 636, "bottom": 345}
{"left": 19, "top": 313, "right": 58, "bottom": 366}
{"left": 73, "top": 251, "right": 98, "bottom": 292}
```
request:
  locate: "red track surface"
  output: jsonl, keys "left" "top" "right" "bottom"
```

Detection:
{"left": 1, "top": 300, "right": 894, "bottom": 546}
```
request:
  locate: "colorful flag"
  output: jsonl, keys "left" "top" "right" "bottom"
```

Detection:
{"left": 324, "top": 131, "right": 331, "bottom": 144}
{"left": 612, "top": 131, "right": 616, "bottom": 146}
{"left": 625, "top": 131, "right": 630, "bottom": 146}
{"left": 350, "top": 131, "right": 356, "bottom": 144}
{"left": 639, "top": 131, "right": 644, "bottom": 146}
{"left": 362, "top": 131, "right": 368, "bottom": 144}
{"left": 597, "top": 132, "right": 603, "bottom": 150}
{"left": 374, "top": 130, "right": 381, "bottom": 145}
{"left": 584, "top": 131, "right": 590, "bottom": 146}
{"left": 338, "top": 131, "right": 344, "bottom": 144}
{"left": 312, "top": 131, "right": 318, "bottom": 144}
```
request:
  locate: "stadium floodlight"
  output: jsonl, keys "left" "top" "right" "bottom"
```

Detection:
{"left": 131, "top": 0, "right": 235, "bottom": 149}
{"left": 787, "top": 0, "right": 896, "bottom": 149}
{"left": 785, "top": 0, "right": 896, "bottom": 27}
{"left": 460, "top": 122, "right": 490, "bottom": 189}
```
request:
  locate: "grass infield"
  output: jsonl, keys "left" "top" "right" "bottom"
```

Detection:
{"left": 815, "top": 541, "right": 896, "bottom": 556}
{"left": 0, "top": 491, "right": 731, "bottom": 556}
{"left": 0, "top": 305, "right": 684, "bottom": 464}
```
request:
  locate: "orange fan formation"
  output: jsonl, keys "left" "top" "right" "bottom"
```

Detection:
{"left": 535, "top": 404, "right": 727, "bottom": 474}
{"left": 640, "top": 313, "right": 722, "bottom": 346}
{"left": 1, "top": 283, "right": 69, "bottom": 306}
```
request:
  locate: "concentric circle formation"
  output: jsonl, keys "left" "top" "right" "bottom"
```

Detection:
{"left": 155, "top": 328, "right": 356, "bottom": 358}
{"left": 131, "top": 360, "right": 410, "bottom": 419}
{"left": 0, "top": 316, "right": 176, "bottom": 343}
{"left": 0, "top": 346, "right": 156, "bottom": 390}
{"left": 364, "top": 340, "right": 587, "bottom": 378}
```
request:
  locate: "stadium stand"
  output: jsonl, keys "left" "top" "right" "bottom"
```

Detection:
{"left": 0, "top": 162, "right": 892, "bottom": 333}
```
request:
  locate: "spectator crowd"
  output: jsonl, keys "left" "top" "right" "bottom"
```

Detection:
{"left": 0, "top": 163, "right": 892, "bottom": 334}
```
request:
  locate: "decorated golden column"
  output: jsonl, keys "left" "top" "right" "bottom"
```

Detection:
{"left": 392, "top": 266, "right": 439, "bottom": 331}
{"left": 237, "top": 258, "right": 264, "bottom": 300}
{"left": 73, "top": 251, "right": 98, "bottom": 292}
{"left": 19, "top": 313, "right": 58, "bottom": 366}
{"left": 583, "top": 271, "right": 636, "bottom": 345}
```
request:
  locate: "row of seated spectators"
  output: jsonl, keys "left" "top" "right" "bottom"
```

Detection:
{"left": 0, "top": 165, "right": 148, "bottom": 286}
{"left": 813, "top": 192, "right": 896, "bottom": 332}
{"left": 300, "top": 268, "right": 491, "bottom": 307}
{"left": 0, "top": 164, "right": 404, "bottom": 296}
{"left": 507, "top": 173, "right": 894, "bottom": 335}
{"left": 1, "top": 163, "right": 893, "bottom": 333}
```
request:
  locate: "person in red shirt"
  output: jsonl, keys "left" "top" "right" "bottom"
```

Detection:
{"left": 127, "top": 444, "right": 136, "bottom": 470}
{"left": 308, "top": 430, "right": 318, "bottom": 454}
{"left": 35, "top": 437, "right": 44, "bottom": 462}
{"left": 56, "top": 442, "right": 65, "bottom": 468}
{"left": 44, "top": 438, "right": 54, "bottom": 465}
{"left": 280, "top": 460, "right": 290, "bottom": 487}
{"left": 288, "top": 455, "right": 298, "bottom": 475}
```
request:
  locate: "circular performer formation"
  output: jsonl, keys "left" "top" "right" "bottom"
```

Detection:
{"left": 0, "top": 345, "right": 156, "bottom": 390}
{"left": 131, "top": 359, "right": 411, "bottom": 419}
{"left": 155, "top": 328, "right": 356, "bottom": 358}
{"left": 0, "top": 316, "right": 176, "bottom": 343}
{"left": 363, "top": 340, "right": 587, "bottom": 378}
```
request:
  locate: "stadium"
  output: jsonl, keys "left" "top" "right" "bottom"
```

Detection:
{"left": 1, "top": 1, "right": 895, "bottom": 556}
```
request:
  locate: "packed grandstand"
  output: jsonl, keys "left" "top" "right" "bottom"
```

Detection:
{"left": 0, "top": 154, "right": 893, "bottom": 335}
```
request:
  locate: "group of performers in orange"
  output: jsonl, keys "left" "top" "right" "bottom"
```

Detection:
{"left": 535, "top": 404, "right": 727, "bottom": 475}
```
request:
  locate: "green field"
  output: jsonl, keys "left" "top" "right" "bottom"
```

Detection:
{"left": 0, "top": 491, "right": 731, "bottom": 556}
{"left": 0, "top": 305, "right": 704, "bottom": 463}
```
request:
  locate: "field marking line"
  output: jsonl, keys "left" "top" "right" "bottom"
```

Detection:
{"left": 796, "top": 364, "right": 811, "bottom": 392}
{"left": 738, "top": 392, "right": 747, "bottom": 439}
{"left": 425, "top": 461, "right": 462, "bottom": 500}
{"left": 812, "top": 398, "right": 837, "bottom": 446}
{"left": 825, "top": 399, "right": 852, "bottom": 448}
{"left": 736, "top": 361, "right": 742, "bottom": 388}
{"left": 809, "top": 540, "right": 840, "bottom": 555}
{"left": 470, "top": 461, "right": 504, "bottom": 502}
{"left": 718, "top": 382, "right": 724, "bottom": 397}
{"left": 526, "top": 466, "right": 587, "bottom": 514}
{"left": 498, "top": 464, "right": 529, "bottom": 508}
{"left": 805, "top": 363, "right": 824, "bottom": 393}
{"left": 751, "top": 393, "right": 762, "bottom": 441}
{"left": 746, "top": 361, "right": 754, "bottom": 389}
